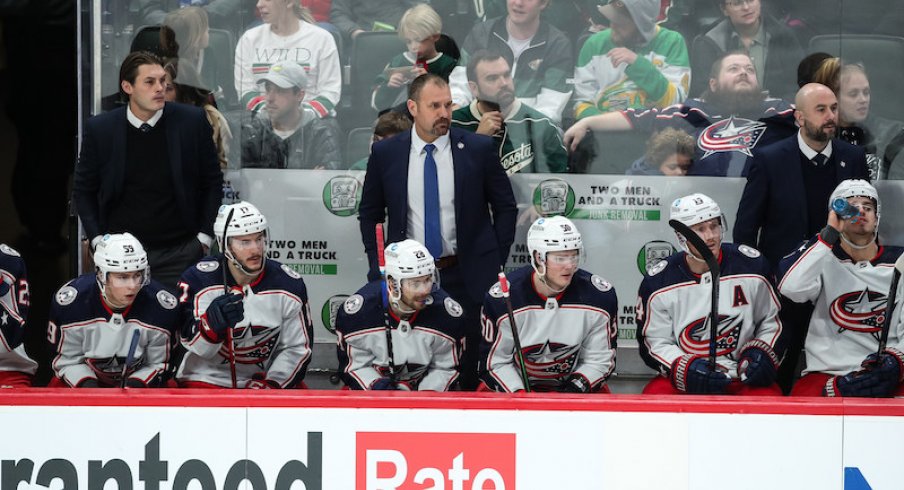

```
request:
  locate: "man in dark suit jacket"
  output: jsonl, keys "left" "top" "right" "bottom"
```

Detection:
{"left": 733, "top": 82, "right": 869, "bottom": 393}
{"left": 74, "top": 51, "right": 222, "bottom": 291}
{"left": 359, "top": 74, "right": 517, "bottom": 389}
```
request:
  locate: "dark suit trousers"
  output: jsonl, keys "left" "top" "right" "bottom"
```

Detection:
{"left": 146, "top": 236, "right": 205, "bottom": 293}
{"left": 439, "top": 263, "right": 482, "bottom": 390}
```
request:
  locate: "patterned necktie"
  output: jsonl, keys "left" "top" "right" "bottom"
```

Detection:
{"left": 812, "top": 153, "right": 828, "bottom": 166}
{"left": 423, "top": 143, "right": 442, "bottom": 258}
{"left": 139, "top": 123, "right": 152, "bottom": 133}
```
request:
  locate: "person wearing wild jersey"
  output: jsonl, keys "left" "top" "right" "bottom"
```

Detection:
{"left": 452, "top": 51, "right": 567, "bottom": 175}
{"left": 779, "top": 180, "right": 904, "bottom": 397}
{"left": 49, "top": 233, "right": 179, "bottom": 388}
{"left": 480, "top": 216, "right": 618, "bottom": 393}
{"left": 336, "top": 239, "right": 465, "bottom": 390}
{"left": 637, "top": 194, "right": 783, "bottom": 395}
{"left": 0, "top": 244, "right": 36, "bottom": 387}
{"left": 176, "top": 201, "right": 313, "bottom": 389}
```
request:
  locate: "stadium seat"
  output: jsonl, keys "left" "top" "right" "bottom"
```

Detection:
{"left": 346, "top": 126, "right": 373, "bottom": 168}
{"left": 808, "top": 34, "right": 904, "bottom": 121}
{"left": 206, "top": 28, "right": 237, "bottom": 109}
{"left": 340, "top": 31, "right": 405, "bottom": 128}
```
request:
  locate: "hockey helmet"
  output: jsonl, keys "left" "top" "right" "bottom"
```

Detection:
{"left": 527, "top": 216, "right": 584, "bottom": 273}
{"left": 829, "top": 179, "right": 880, "bottom": 225}
{"left": 214, "top": 201, "right": 268, "bottom": 274}
{"left": 670, "top": 193, "right": 724, "bottom": 254}
{"left": 384, "top": 240, "right": 439, "bottom": 299}
{"left": 94, "top": 233, "right": 150, "bottom": 291}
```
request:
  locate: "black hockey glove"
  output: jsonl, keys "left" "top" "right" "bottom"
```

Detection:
{"left": 671, "top": 354, "right": 731, "bottom": 394}
{"left": 556, "top": 375, "right": 591, "bottom": 393}
{"left": 78, "top": 378, "right": 101, "bottom": 388}
{"left": 737, "top": 339, "right": 780, "bottom": 387}
{"left": 826, "top": 349, "right": 904, "bottom": 397}
{"left": 371, "top": 377, "right": 400, "bottom": 390}
{"left": 124, "top": 378, "right": 147, "bottom": 388}
{"left": 203, "top": 293, "right": 244, "bottom": 339}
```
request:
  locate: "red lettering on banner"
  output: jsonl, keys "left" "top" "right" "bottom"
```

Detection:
{"left": 356, "top": 432, "right": 516, "bottom": 489}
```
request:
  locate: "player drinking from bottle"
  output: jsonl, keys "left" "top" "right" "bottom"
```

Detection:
{"left": 637, "top": 193, "right": 783, "bottom": 395}
{"left": 479, "top": 216, "right": 618, "bottom": 393}
{"left": 779, "top": 179, "right": 904, "bottom": 396}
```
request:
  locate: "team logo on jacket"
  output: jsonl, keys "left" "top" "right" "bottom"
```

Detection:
{"left": 523, "top": 340, "right": 580, "bottom": 387}
{"left": 678, "top": 314, "right": 743, "bottom": 356}
{"left": 222, "top": 325, "right": 281, "bottom": 365}
{"left": 322, "top": 176, "right": 362, "bottom": 217}
{"left": 829, "top": 288, "right": 886, "bottom": 335}
{"left": 591, "top": 275, "right": 612, "bottom": 292}
{"left": 698, "top": 116, "right": 766, "bottom": 158}
{"left": 0, "top": 244, "right": 20, "bottom": 257}
{"left": 532, "top": 178, "right": 575, "bottom": 217}
{"left": 444, "top": 297, "right": 463, "bottom": 317}
{"left": 56, "top": 285, "right": 78, "bottom": 306}
{"left": 196, "top": 260, "right": 220, "bottom": 272}
{"left": 280, "top": 263, "right": 302, "bottom": 279}
{"left": 344, "top": 294, "right": 364, "bottom": 315}
{"left": 156, "top": 290, "right": 178, "bottom": 310}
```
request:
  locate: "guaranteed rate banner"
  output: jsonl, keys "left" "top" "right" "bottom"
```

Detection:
{"left": 227, "top": 170, "right": 904, "bottom": 375}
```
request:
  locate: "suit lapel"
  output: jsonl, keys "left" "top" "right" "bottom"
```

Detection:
{"left": 449, "top": 129, "right": 465, "bottom": 225}
{"left": 786, "top": 141, "right": 808, "bottom": 227}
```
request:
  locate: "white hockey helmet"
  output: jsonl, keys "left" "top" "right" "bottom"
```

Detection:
{"left": 214, "top": 201, "right": 268, "bottom": 274}
{"left": 829, "top": 179, "right": 880, "bottom": 225}
{"left": 670, "top": 193, "right": 724, "bottom": 254}
{"left": 94, "top": 233, "right": 150, "bottom": 291}
{"left": 384, "top": 239, "right": 439, "bottom": 301}
{"left": 527, "top": 216, "right": 584, "bottom": 274}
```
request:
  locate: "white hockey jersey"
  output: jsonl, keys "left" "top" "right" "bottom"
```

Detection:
{"left": 336, "top": 281, "right": 465, "bottom": 391}
{"left": 778, "top": 237, "right": 904, "bottom": 376}
{"left": 636, "top": 243, "right": 782, "bottom": 378}
{"left": 479, "top": 266, "right": 618, "bottom": 392}
{"left": 176, "top": 257, "right": 314, "bottom": 388}
{"left": 0, "top": 244, "right": 37, "bottom": 375}
{"left": 49, "top": 274, "right": 179, "bottom": 387}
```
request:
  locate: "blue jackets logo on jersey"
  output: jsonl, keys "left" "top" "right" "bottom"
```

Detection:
{"left": 227, "top": 325, "right": 281, "bottom": 365}
{"left": 524, "top": 341, "right": 579, "bottom": 382}
{"left": 699, "top": 116, "right": 766, "bottom": 158}
{"left": 678, "top": 314, "right": 743, "bottom": 356}
{"left": 829, "top": 289, "right": 886, "bottom": 334}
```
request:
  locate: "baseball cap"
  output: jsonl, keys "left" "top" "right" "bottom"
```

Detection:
{"left": 597, "top": 0, "right": 659, "bottom": 42}
{"left": 258, "top": 61, "right": 308, "bottom": 89}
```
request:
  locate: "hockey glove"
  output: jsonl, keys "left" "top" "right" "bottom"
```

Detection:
{"left": 77, "top": 378, "right": 101, "bottom": 388}
{"left": 202, "top": 293, "right": 244, "bottom": 340}
{"left": 671, "top": 354, "right": 731, "bottom": 394}
{"left": 246, "top": 372, "right": 280, "bottom": 389}
{"left": 556, "top": 374, "right": 591, "bottom": 393}
{"left": 371, "top": 377, "right": 400, "bottom": 390}
{"left": 825, "top": 349, "right": 904, "bottom": 397}
{"left": 124, "top": 378, "right": 147, "bottom": 388}
{"left": 737, "top": 339, "right": 780, "bottom": 387}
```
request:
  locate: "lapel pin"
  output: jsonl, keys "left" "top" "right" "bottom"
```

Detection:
{"left": 841, "top": 161, "right": 846, "bottom": 167}
{"left": 457, "top": 142, "right": 464, "bottom": 149}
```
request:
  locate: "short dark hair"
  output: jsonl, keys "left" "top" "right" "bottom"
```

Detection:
{"left": 466, "top": 50, "right": 506, "bottom": 82}
{"left": 797, "top": 52, "right": 833, "bottom": 88}
{"left": 408, "top": 73, "right": 447, "bottom": 102}
{"left": 373, "top": 111, "right": 413, "bottom": 138}
{"left": 120, "top": 51, "right": 164, "bottom": 88}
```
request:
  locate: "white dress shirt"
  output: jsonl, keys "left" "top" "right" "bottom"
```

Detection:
{"left": 407, "top": 128, "right": 457, "bottom": 257}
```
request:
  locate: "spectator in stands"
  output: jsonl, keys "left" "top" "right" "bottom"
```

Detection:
{"left": 176, "top": 202, "right": 314, "bottom": 389}
{"left": 136, "top": 0, "right": 257, "bottom": 32}
{"left": 73, "top": 51, "right": 223, "bottom": 290}
{"left": 812, "top": 59, "right": 904, "bottom": 181}
{"left": 565, "top": 52, "right": 796, "bottom": 177}
{"left": 778, "top": 180, "right": 904, "bottom": 397}
{"left": 163, "top": 58, "right": 233, "bottom": 170}
{"left": 336, "top": 239, "right": 465, "bottom": 391}
{"left": 241, "top": 61, "right": 342, "bottom": 169}
{"left": 690, "top": 0, "right": 802, "bottom": 99}
{"left": 453, "top": 0, "right": 573, "bottom": 124}
{"left": 330, "top": 0, "right": 423, "bottom": 49}
{"left": 372, "top": 4, "right": 458, "bottom": 112}
{"left": 573, "top": 0, "right": 689, "bottom": 119}
{"left": 0, "top": 244, "right": 37, "bottom": 387}
{"left": 796, "top": 51, "right": 832, "bottom": 88}
{"left": 235, "top": 0, "right": 341, "bottom": 120}
{"left": 349, "top": 111, "right": 413, "bottom": 171}
{"left": 636, "top": 193, "right": 783, "bottom": 396}
{"left": 48, "top": 233, "right": 179, "bottom": 388}
{"left": 452, "top": 51, "right": 567, "bottom": 174}
{"left": 626, "top": 127, "right": 694, "bottom": 175}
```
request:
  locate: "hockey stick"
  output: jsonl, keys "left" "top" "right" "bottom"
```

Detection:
{"left": 220, "top": 207, "right": 238, "bottom": 389}
{"left": 877, "top": 254, "right": 904, "bottom": 356}
{"left": 375, "top": 223, "right": 398, "bottom": 381}
{"left": 120, "top": 329, "right": 141, "bottom": 389}
{"left": 498, "top": 270, "right": 531, "bottom": 392}
{"left": 668, "top": 219, "right": 720, "bottom": 368}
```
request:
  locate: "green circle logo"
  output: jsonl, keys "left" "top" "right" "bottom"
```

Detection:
{"left": 322, "top": 176, "right": 362, "bottom": 217}
{"left": 532, "top": 178, "right": 576, "bottom": 217}
{"left": 636, "top": 240, "right": 676, "bottom": 274}
{"left": 320, "top": 294, "right": 349, "bottom": 335}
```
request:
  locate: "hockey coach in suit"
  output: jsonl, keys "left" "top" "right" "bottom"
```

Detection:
{"left": 358, "top": 73, "right": 518, "bottom": 389}
{"left": 74, "top": 51, "right": 222, "bottom": 290}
